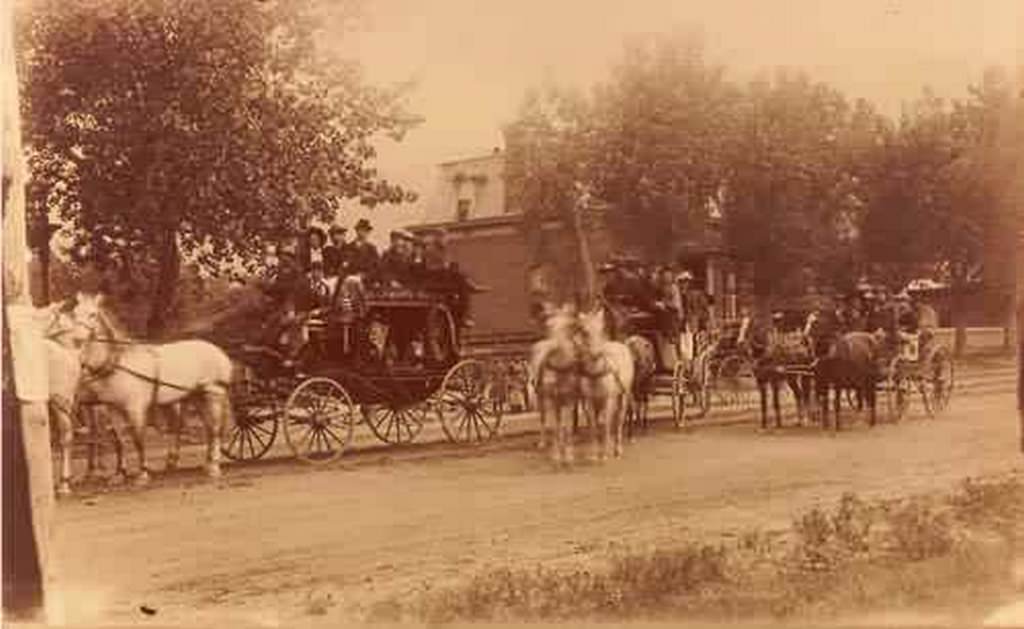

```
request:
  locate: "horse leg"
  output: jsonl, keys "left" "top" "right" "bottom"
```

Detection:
{"left": 124, "top": 407, "right": 150, "bottom": 485}
{"left": 562, "top": 400, "right": 575, "bottom": 467}
{"left": 164, "top": 404, "right": 184, "bottom": 472}
{"left": 833, "top": 385, "right": 842, "bottom": 432}
{"left": 757, "top": 377, "right": 769, "bottom": 431}
{"left": 601, "top": 398, "right": 614, "bottom": 462}
{"left": 199, "top": 392, "right": 226, "bottom": 478}
{"left": 613, "top": 395, "right": 625, "bottom": 458}
{"left": 552, "top": 400, "right": 565, "bottom": 466}
{"left": 54, "top": 406, "right": 74, "bottom": 496}
{"left": 537, "top": 388, "right": 548, "bottom": 450}
{"left": 773, "top": 380, "right": 781, "bottom": 429}
{"left": 866, "top": 380, "right": 877, "bottom": 427}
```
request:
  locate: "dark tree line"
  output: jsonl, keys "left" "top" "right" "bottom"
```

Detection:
{"left": 18, "top": 0, "right": 419, "bottom": 335}
{"left": 505, "top": 33, "right": 1020, "bottom": 345}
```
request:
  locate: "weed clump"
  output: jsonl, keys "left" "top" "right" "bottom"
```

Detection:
{"left": 381, "top": 475, "right": 1024, "bottom": 624}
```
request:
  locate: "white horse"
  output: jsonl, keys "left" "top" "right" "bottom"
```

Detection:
{"left": 34, "top": 303, "right": 90, "bottom": 495}
{"left": 71, "top": 293, "right": 234, "bottom": 483}
{"left": 529, "top": 303, "right": 583, "bottom": 466}
{"left": 577, "top": 308, "right": 635, "bottom": 461}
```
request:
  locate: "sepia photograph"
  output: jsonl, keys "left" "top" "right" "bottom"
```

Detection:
{"left": 1, "top": 0, "right": 1022, "bottom": 626}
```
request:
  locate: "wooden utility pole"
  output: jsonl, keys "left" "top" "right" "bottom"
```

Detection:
{"left": 2, "top": 4, "right": 57, "bottom": 621}
{"left": 1013, "top": 80, "right": 1023, "bottom": 454}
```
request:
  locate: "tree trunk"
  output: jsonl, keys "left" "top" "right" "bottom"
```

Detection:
{"left": 147, "top": 229, "right": 181, "bottom": 338}
{"left": 571, "top": 205, "right": 596, "bottom": 310}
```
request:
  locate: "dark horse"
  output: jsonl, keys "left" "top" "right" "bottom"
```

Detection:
{"left": 814, "top": 331, "right": 884, "bottom": 431}
{"left": 752, "top": 314, "right": 815, "bottom": 430}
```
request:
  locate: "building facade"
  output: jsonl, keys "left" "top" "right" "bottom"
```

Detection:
{"left": 408, "top": 150, "right": 748, "bottom": 342}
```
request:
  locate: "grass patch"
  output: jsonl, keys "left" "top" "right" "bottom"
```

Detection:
{"left": 369, "top": 473, "right": 1024, "bottom": 624}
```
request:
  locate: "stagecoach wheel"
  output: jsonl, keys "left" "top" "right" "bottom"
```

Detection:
{"left": 921, "top": 348, "right": 954, "bottom": 417}
{"left": 222, "top": 375, "right": 280, "bottom": 462}
{"left": 885, "top": 358, "right": 911, "bottom": 422}
{"left": 438, "top": 359, "right": 503, "bottom": 445}
{"left": 362, "top": 403, "right": 426, "bottom": 445}
{"left": 282, "top": 377, "right": 355, "bottom": 464}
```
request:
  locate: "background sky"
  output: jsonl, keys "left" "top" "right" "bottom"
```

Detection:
{"left": 334, "top": 0, "right": 1021, "bottom": 243}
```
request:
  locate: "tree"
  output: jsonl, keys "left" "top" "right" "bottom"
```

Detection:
{"left": 19, "top": 0, "right": 418, "bottom": 335}
{"left": 504, "top": 84, "right": 596, "bottom": 307}
{"left": 859, "top": 73, "right": 1017, "bottom": 355}
{"left": 506, "top": 32, "right": 740, "bottom": 307}
{"left": 585, "top": 33, "right": 739, "bottom": 262}
{"left": 723, "top": 71, "right": 857, "bottom": 299}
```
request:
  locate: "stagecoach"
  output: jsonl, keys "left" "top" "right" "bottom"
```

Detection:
{"left": 221, "top": 285, "right": 502, "bottom": 465}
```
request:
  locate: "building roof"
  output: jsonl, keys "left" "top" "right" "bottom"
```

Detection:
{"left": 437, "top": 150, "right": 504, "bottom": 167}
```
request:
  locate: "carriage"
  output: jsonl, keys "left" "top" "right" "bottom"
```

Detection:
{"left": 599, "top": 301, "right": 713, "bottom": 428}
{"left": 220, "top": 285, "right": 502, "bottom": 465}
{"left": 879, "top": 331, "right": 955, "bottom": 421}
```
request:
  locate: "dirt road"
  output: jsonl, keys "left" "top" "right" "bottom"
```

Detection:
{"left": 50, "top": 362, "right": 1022, "bottom": 627}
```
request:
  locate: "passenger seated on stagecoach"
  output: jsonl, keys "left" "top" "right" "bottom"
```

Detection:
{"left": 380, "top": 229, "right": 415, "bottom": 289}
{"left": 303, "top": 262, "right": 336, "bottom": 311}
{"left": 301, "top": 226, "right": 327, "bottom": 271}
{"left": 347, "top": 218, "right": 380, "bottom": 281}
{"left": 651, "top": 266, "right": 682, "bottom": 367}
{"left": 324, "top": 224, "right": 350, "bottom": 277}
{"left": 409, "top": 235, "right": 427, "bottom": 278}
{"left": 420, "top": 229, "right": 484, "bottom": 329}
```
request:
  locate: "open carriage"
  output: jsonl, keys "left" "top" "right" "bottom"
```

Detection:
{"left": 221, "top": 285, "right": 501, "bottom": 465}
{"left": 879, "top": 331, "right": 955, "bottom": 421}
{"left": 600, "top": 301, "right": 713, "bottom": 428}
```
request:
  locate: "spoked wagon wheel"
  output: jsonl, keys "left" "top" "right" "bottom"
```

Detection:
{"left": 437, "top": 359, "right": 503, "bottom": 445}
{"left": 921, "top": 347, "right": 954, "bottom": 417}
{"left": 885, "top": 358, "right": 911, "bottom": 422}
{"left": 283, "top": 377, "right": 356, "bottom": 464}
{"left": 222, "top": 373, "right": 280, "bottom": 462}
{"left": 362, "top": 402, "right": 427, "bottom": 445}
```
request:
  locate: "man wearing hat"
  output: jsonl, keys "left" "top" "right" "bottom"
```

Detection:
{"left": 347, "top": 218, "right": 379, "bottom": 280}
{"left": 324, "top": 224, "right": 350, "bottom": 277}
{"left": 675, "top": 270, "right": 699, "bottom": 363}
{"left": 380, "top": 229, "right": 415, "bottom": 288}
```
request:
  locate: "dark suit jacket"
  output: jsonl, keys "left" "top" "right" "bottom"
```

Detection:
{"left": 347, "top": 241, "right": 380, "bottom": 277}
{"left": 323, "top": 245, "right": 348, "bottom": 276}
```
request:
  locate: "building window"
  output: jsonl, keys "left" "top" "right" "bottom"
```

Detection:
{"left": 456, "top": 199, "right": 471, "bottom": 221}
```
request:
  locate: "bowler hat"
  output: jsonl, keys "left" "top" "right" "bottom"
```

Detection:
{"left": 354, "top": 218, "right": 372, "bottom": 232}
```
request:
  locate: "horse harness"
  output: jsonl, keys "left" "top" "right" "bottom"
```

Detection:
{"left": 80, "top": 332, "right": 214, "bottom": 409}
{"left": 539, "top": 344, "right": 628, "bottom": 397}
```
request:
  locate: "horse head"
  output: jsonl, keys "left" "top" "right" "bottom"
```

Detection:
{"left": 69, "top": 292, "right": 120, "bottom": 372}
{"left": 36, "top": 300, "right": 88, "bottom": 350}
{"left": 577, "top": 308, "right": 611, "bottom": 355}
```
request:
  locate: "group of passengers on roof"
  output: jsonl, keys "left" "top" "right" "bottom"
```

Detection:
{"left": 256, "top": 218, "right": 483, "bottom": 367}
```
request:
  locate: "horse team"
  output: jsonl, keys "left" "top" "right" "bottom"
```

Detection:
{"left": 530, "top": 302, "right": 898, "bottom": 469}
{"left": 39, "top": 289, "right": 899, "bottom": 493}
{"left": 41, "top": 292, "right": 234, "bottom": 495}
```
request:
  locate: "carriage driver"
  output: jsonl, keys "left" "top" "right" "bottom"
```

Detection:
{"left": 675, "top": 271, "right": 699, "bottom": 365}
